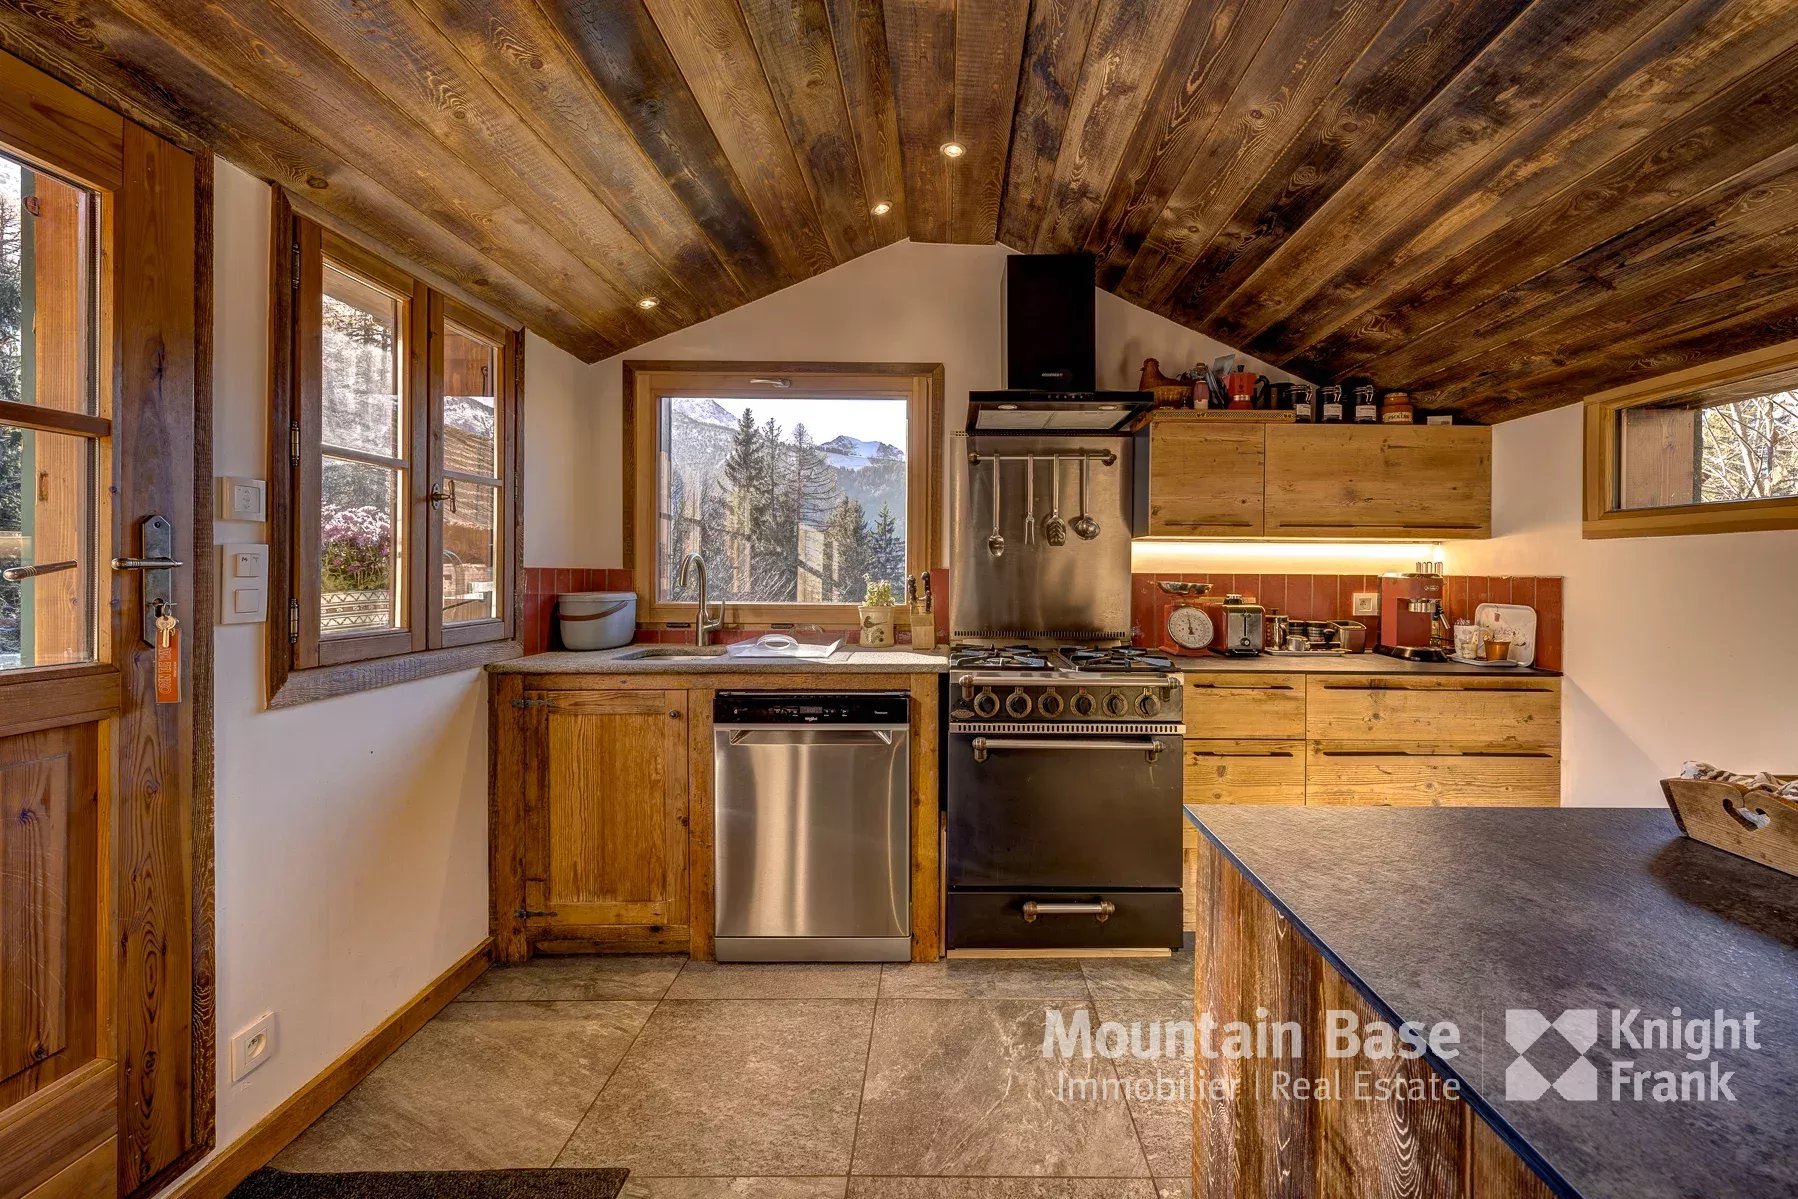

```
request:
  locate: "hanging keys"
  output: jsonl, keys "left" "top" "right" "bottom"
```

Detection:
{"left": 154, "top": 600, "right": 182, "bottom": 704}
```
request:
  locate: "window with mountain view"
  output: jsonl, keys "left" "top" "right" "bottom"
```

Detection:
{"left": 658, "top": 395, "right": 909, "bottom": 605}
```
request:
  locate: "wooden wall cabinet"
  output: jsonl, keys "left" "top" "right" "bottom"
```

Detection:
{"left": 1135, "top": 419, "right": 1266, "bottom": 536}
{"left": 1135, "top": 416, "right": 1492, "bottom": 540}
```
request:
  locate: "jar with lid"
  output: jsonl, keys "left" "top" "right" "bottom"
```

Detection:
{"left": 1319, "top": 384, "right": 1345, "bottom": 423}
{"left": 1353, "top": 383, "right": 1379, "bottom": 423}
{"left": 1381, "top": 390, "right": 1415, "bottom": 424}
{"left": 1290, "top": 383, "right": 1315, "bottom": 422}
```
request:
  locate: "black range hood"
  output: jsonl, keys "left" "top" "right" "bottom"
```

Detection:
{"left": 969, "top": 252, "right": 1151, "bottom": 432}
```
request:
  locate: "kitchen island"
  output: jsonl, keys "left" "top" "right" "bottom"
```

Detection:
{"left": 1186, "top": 804, "right": 1798, "bottom": 1198}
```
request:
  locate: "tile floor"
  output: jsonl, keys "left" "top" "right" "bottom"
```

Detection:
{"left": 275, "top": 947, "right": 1196, "bottom": 1199}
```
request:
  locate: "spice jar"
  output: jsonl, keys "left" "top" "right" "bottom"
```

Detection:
{"left": 1381, "top": 390, "right": 1415, "bottom": 424}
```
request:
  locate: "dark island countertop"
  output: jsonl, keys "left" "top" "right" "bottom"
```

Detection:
{"left": 1184, "top": 805, "right": 1798, "bottom": 1199}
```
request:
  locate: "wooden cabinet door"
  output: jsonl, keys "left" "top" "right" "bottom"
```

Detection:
{"left": 1264, "top": 425, "right": 1491, "bottom": 538}
{"left": 524, "top": 691, "right": 689, "bottom": 939}
{"left": 1138, "top": 420, "right": 1265, "bottom": 536}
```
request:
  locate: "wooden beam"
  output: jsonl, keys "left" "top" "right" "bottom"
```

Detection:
{"left": 641, "top": 0, "right": 836, "bottom": 275}
{"left": 883, "top": 0, "right": 955, "bottom": 243}
{"left": 1032, "top": 0, "right": 1191, "bottom": 255}
{"left": 996, "top": 0, "right": 1100, "bottom": 249}
{"left": 740, "top": 0, "right": 880, "bottom": 260}
{"left": 823, "top": 0, "right": 909, "bottom": 242}
{"left": 948, "top": 0, "right": 1029, "bottom": 245}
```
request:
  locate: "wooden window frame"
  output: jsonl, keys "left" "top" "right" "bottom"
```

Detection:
{"left": 1584, "top": 337, "right": 1798, "bottom": 539}
{"left": 624, "top": 361, "right": 943, "bottom": 626}
{"left": 268, "top": 192, "right": 522, "bottom": 707}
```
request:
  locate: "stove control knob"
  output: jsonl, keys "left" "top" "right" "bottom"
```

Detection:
{"left": 1102, "top": 691, "right": 1130, "bottom": 718}
{"left": 1135, "top": 690, "right": 1161, "bottom": 718}
{"left": 1069, "top": 690, "right": 1096, "bottom": 718}
{"left": 1036, "top": 690, "right": 1065, "bottom": 718}
{"left": 1005, "top": 689, "right": 1033, "bottom": 719}
{"left": 971, "top": 688, "right": 1000, "bottom": 719}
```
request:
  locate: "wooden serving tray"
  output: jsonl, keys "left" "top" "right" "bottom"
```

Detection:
{"left": 1662, "top": 776, "right": 1798, "bottom": 877}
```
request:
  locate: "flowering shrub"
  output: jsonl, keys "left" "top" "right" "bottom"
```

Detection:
{"left": 321, "top": 505, "right": 392, "bottom": 591}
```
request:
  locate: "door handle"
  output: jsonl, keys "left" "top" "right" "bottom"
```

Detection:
{"left": 1022, "top": 900, "right": 1114, "bottom": 923}
{"left": 2, "top": 559, "right": 77, "bottom": 582}
{"left": 114, "top": 514, "right": 180, "bottom": 645}
{"left": 971, "top": 737, "right": 1163, "bottom": 763}
{"left": 111, "top": 556, "right": 186, "bottom": 570}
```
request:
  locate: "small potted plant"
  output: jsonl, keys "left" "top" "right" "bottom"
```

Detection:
{"left": 859, "top": 578, "right": 897, "bottom": 647}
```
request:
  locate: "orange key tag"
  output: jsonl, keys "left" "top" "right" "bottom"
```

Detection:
{"left": 154, "top": 606, "right": 181, "bottom": 704}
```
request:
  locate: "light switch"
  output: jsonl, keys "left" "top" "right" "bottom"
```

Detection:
{"left": 220, "top": 542, "right": 269, "bottom": 624}
{"left": 219, "top": 476, "right": 268, "bottom": 523}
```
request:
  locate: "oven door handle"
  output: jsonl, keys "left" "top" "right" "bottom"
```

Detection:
{"left": 970, "top": 736, "right": 1164, "bottom": 764}
{"left": 1022, "top": 900, "right": 1115, "bottom": 923}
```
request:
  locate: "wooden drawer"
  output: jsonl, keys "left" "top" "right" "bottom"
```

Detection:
{"left": 1305, "top": 675, "right": 1559, "bottom": 747}
{"left": 1305, "top": 742, "right": 1561, "bottom": 807}
{"left": 1184, "top": 673, "right": 1306, "bottom": 738}
{"left": 1183, "top": 738, "right": 1306, "bottom": 804}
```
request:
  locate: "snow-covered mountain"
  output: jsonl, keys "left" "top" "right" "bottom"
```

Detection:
{"left": 669, "top": 397, "right": 739, "bottom": 428}
{"left": 820, "top": 434, "right": 905, "bottom": 470}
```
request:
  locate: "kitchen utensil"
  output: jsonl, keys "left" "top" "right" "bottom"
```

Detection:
{"left": 1072, "top": 455, "right": 1101, "bottom": 540}
{"left": 1043, "top": 458, "right": 1067, "bottom": 546}
{"left": 1328, "top": 620, "right": 1368, "bottom": 653}
{"left": 987, "top": 458, "right": 1005, "bottom": 558}
{"left": 1285, "top": 634, "right": 1310, "bottom": 653}
{"left": 1482, "top": 638, "right": 1514, "bottom": 662}
{"left": 1022, "top": 456, "right": 1037, "bottom": 547}
{"left": 1268, "top": 613, "right": 1289, "bottom": 649}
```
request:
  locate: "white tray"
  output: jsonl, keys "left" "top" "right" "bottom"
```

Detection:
{"left": 1473, "top": 602, "right": 1537, "bottom": 667}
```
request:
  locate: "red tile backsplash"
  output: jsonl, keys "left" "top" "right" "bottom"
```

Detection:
{"left": 522, "top": 564, "right": 1566, "bottom": 672}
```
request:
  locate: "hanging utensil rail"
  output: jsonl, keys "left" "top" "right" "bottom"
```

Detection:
{"left": 966, "top": 450, "right": 1117, "bottom": 466}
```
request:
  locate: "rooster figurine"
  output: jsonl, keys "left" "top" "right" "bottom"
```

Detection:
{"left": 1138, "top": 358, "right": 1192, "bottom": 409}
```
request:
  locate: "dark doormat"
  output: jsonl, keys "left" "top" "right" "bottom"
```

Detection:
{"left": 229, "top": 1168, "right": 629, "bottom": 1199}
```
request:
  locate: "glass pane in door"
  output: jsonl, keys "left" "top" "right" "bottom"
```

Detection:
{"left": 441, "top": 480, "right": 499, "bottom": 623}
{"left": 320, "top": 457, "right": 404, "bottom": 634}
{"left": 443, "top": 324, "right": 497, "bottom": 476}
{"left": 321, "top": 264, "right": 404, "bottom": 458}
{"left": 0, "top": 157, "right": 95, "bottom": 415}
{"left": 0, "top": 426, "right": 94, "bottom": 669}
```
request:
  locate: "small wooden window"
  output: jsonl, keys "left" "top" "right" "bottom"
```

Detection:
{"left": 624, "top": 361, "right": 943, "bottom": 626}
{"left": 269, "top": 194, "right": 521, "bottom": 705}
{"left": 1584, "top": 338, "right": 1798, "bottom": 539}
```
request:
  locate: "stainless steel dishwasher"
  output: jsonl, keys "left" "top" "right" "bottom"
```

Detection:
{"left": 713, "top": 691, "right": 911, "bottom": 962}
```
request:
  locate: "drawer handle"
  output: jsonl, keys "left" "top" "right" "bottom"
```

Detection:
{"left": 1318, "top": 749, "right": 1552, "bottom": 759}
{"left": 1271, "top": 522, "right": 1484, "bottom": 531}
{"left": 1319, "top": 683, "right": 1545, "bottom": 693}
{"left": 1189, "top": 683, "right": 1295, "bottom": 691}
{"left": 1187, "top": 750, "right": 1296, "bottom": 759}
{"left": 1022, "top": 900, "right": 1114, "bottom": 923}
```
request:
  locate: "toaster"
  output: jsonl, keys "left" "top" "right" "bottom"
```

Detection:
{"left": 1199, "top": 596, "right": 1265, "bottom": 656}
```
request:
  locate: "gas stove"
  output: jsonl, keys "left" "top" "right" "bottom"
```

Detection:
{"left": 946, "top": 643, "right": 1184, "bottom": 727}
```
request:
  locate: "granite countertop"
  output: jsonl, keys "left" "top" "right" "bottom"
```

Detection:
{"left": 488, "top": 646, "right": 949, "bottom": 674}
{"left": 1184, "top": 805, "right": 1798, "bottom": 1199}
{"left": 1172, "top": 652, "right": 1560, "bottom": 677}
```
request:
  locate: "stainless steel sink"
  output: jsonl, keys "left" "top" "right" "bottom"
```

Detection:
{"left": 614, "top": 645, "right": 730, "bottom": 661}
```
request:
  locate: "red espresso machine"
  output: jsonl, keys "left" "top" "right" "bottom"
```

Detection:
{"left": 1377, "top": 567, "right": 1448, "bottom": 662}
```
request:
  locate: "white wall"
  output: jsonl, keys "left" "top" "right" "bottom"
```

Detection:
{"left": 537, "top": 239, "right": 1306, "bottom": 569}
{"left": 203, "top": 159, "right": 491, "bottom": 1161}
{"left": 1442, "top": 403, "right": 1798, "bottom": 807}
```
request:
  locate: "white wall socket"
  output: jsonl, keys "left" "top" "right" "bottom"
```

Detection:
{"left": 230, "top": 1011, "right": 277, "bottom": 1082}
{"left": 1352, "top": 592, "right": 1380, "bottom": 616}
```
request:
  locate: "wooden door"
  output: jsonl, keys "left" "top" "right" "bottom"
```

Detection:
{"left": 1137, "top": 419, "right": 1266, "bottom": 536}
{"left": 523, "top": 690, "right": 690, "bottom": 947}
{"left": 1264, "top": 424, "right": 1491, "bottom": 538}
{"left": 0, "top": 53, "right": 207, "bottom": 1199}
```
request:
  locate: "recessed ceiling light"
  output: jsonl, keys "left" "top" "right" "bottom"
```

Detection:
{"left": 940, "top": 142, "right": 966, "bottom": 158}
{"left": 997, "top": 403, "right": 1018, "bottom": 410}
{"left": 871, "top": 200, "right": 893, "bottom": 216}
{"left": 637, "top": 296, "right": 659, "bottom": 310}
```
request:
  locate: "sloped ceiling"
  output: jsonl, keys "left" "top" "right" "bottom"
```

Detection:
{"left": 7, "top": 1, "right": 1798, "bottom": 421}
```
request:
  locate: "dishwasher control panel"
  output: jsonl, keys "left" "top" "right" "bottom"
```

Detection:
{"left": 714, "top": 690, "right": 911, "bottom": 725}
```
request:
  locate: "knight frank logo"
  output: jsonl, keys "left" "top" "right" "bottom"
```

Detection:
{"left": 1505, "top": 1009, "right": 1600, "bottom": 1101}
{"left": 1505, "top": 1007, "right": 1762, "bottom": 1102}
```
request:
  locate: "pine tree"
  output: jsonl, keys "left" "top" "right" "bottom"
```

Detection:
{"left": 823, "top": 497, "right": 871, "bottom": 600}
{"left": 868, "top": 502, "right": 904, "bottom": 591}
{"left": 751, "top": 417, "right": 796, "bottom": 600}
{"left": 788, "top": 422, "right": 840, "bottom": 532}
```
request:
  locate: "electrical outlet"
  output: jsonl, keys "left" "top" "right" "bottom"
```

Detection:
{"left": 1352, "top": 592, "right": 1379, "bottom": 616}
{"left": 230, "top": 1012, "right": 277, "bottom": 1082}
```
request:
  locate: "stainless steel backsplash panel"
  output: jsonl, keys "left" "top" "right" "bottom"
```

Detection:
{"left": 949, "top": 432, "right": 1134, "bottom": 644}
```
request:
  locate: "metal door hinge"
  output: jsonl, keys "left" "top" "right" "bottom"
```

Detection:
{"left": 289, "top": 422, "right": 302, "bottom": 466}
{"left": 288, "top": 597, "right": 300, "bottom": 644}
{"left": 291, "top": 239, "right": 301, "bottom": 292}
{"left": 515, "top": 908, "right": 558, "bottom": 920}
{"left": 511, "top": 697, "right": 553, "bottom": 709}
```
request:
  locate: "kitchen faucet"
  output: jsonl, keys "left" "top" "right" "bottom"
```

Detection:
{"left": 677, "top": 553, "right": 725, "bottom": 646}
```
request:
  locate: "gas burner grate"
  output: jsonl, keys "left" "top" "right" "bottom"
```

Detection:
{"left": 1058, "top": 646, "right": 1176, "bottom": 673}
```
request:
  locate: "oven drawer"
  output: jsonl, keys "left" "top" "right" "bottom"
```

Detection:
{"left": 948, "top": 890, "right": 1184, "bottom": 950}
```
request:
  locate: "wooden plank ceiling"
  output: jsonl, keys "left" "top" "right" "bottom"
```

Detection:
{"left": 7, "top": 0, "right": 1798, "bottom": 420}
